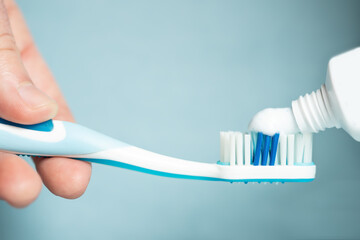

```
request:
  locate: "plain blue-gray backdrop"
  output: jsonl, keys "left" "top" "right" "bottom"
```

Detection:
{"left": 1, "top": 0, "right": 360, "bottom": 239}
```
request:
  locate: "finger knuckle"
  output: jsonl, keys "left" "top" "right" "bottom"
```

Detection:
{"left": 0, "top": 32, "right": 17, "bottom": 53}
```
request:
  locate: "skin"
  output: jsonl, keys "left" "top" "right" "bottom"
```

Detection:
{"left": 0, "top": 0, "right": 91, "bottom": 207}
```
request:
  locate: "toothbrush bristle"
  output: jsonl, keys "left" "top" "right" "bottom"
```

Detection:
{"left": 269, "top": 133, "right": 279, "bottom": 166}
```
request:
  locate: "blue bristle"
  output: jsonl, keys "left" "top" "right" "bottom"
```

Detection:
{"left": 253, "top": 132, "right": 263, "bottom": 166}
{"left": 261, "top": 135, "right": 271, "bottom": 165}
{"left": 269, "top": 133, "right": 280, "bottom": 166}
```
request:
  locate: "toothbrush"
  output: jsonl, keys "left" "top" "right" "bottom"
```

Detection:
{"left": 0, "top": 118, "right": 316, "bottom": 183}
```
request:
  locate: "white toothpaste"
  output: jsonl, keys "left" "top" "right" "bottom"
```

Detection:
{"left": 248, "top": 108, "right": 300, "bottom": 135}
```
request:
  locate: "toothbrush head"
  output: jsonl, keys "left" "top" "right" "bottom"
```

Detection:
{"left": 219, "top": 131, "right": 315, "bottom": 183}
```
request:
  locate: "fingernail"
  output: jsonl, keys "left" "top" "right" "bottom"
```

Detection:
{"left": 18, "top": 83, "right": 57, "bottom": 112}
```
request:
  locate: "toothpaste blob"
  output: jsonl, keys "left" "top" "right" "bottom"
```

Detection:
{"left": 248, "top": 108, "right": 300, "bottom": 135}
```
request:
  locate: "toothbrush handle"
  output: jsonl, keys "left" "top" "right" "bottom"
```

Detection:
{"left": 0, "top": 119, "right": 128, "bottom": 156}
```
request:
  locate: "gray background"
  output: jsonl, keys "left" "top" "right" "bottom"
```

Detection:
{"left": 1, "top": 0, "right": 360, "bottom": 239}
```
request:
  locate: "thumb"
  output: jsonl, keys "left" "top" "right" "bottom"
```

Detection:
{"left": 0, "top": 1, "right": 57, "bottom": 124}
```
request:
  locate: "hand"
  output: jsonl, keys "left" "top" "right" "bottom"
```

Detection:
{"left": 0, "top": 0, "right": 91, "bottom": 207}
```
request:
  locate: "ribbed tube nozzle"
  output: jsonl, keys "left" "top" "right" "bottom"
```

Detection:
{"left": 292, "top": 84, "right": 340, "bottom": 133}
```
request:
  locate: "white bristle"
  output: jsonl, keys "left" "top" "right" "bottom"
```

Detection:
{"left": 287, "top": 134, "right": 295, "bottom": 165}
{"left": 269, "top": 138, "right": 280, "bottom": 165}
{"left": 229, "top": 133, "right": 236, "bottom": 166}
{"left": 279, "top": 135, "right": 287, "bottom": 165}
{"left": 236, "top": 132, "right": 243, "bottom": 165}
{"left": 223, "top": 132, "right": 230, "bottom": 163}
{"left": 275, "top": 138, "right": 280, "bottom": 165}
{"left": 303, "top": 133, "right": 313, "bottom": 163}
{"left": 220, "top": 132, "right": 225, "bottom": 163}
{"left": 295, "top": 134, "right": 305, "bottom": 164}
{"left": 244, "top": 134, "right": 251, "bottom": 166}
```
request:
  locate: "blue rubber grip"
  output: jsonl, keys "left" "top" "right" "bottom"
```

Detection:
{"left": 253, "top": 132, "right": 263, "bottom": 166}
{"left": 0, "top": 118, "right": 54, "bottom": 132}
{"left": 261, "top": 135, "right": 271, "bottom": 166}
{"left": 269, "top": 133, "right": 280, "bottom": 166}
